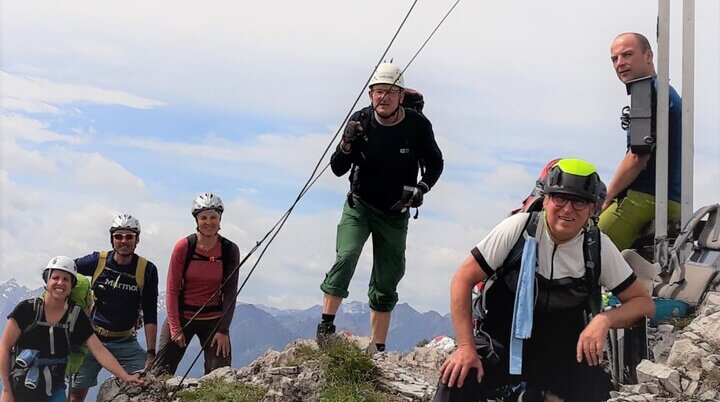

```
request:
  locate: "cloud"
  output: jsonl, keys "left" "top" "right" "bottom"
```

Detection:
{"left": 68, "top": 152, "right": 147, "bottom": 194}
{"left": 1, "top": 0, "right": 718, "bottom": 315}
{"left": 1, "top": 71, "right": 166, "bottom": 112}
{"left": 1, "top": 112, "right": 85, "bottom": 144}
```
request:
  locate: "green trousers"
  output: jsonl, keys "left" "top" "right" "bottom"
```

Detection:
{"left": 599, "top": 189, "right": 681, "bottom": 251}
{"left": 320, "top": 198, "right": 409, "bottom": 312}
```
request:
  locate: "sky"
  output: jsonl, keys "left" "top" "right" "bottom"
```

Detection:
{"left": 1, "top": 1, "right": 718, "bottom": 314}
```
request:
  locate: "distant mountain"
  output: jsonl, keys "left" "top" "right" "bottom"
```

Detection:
{"left": 1, "top": 279, "right": 42, "bottom": 319}
{"left": 262, "top": 300, "right": 454, "bottom": 352}
{"left": 0, "top": 280, "right": 454, "bottom": 382}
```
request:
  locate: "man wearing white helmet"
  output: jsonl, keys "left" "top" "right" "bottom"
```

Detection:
{"left": 317, "top": 61, "right": 444, "bottom": 352}
{"left": 68, "top": 215, "right": 159, "bottom": 402}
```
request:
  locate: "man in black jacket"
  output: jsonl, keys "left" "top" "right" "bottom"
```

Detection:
{"left": 317, "top": 62, "right": 444, "bottom": 353}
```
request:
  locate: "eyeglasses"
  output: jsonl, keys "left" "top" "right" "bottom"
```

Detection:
{"left": 370, "top": 88, "right": 402, "bottom": 97}
{"left": 550, "top": 194, "right": 590, "bottom": 211}
{"left": 112, "top": 233, "right": 137, "bottom": 241}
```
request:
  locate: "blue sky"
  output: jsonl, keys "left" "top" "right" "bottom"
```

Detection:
{"left": 1, "top": 0, "right": 718, "bottom": 313}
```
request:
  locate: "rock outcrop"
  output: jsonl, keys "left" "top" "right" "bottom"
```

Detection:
{"left": 98, "top": 293, "right": 720, "bottom": 402}
{"left": 99, "top": 336, "right": 449, "bottom": 402}
{"left": 608, "top": 291, "right": 720, "bottom": 402}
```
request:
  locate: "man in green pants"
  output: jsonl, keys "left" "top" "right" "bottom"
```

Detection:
{"left": 317, "top": 61, "right": 444, "bottom": 353}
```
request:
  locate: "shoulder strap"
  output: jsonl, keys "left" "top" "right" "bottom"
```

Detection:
{"left": 67, "top": 304, "right": 82, "bottom": 333}
{"left": 497, "top": 212, "right": 540, "bottom": 279}
{"left": 23, "top": 297, "right": 44, "bottom": 334}
{"left": 183, "top": 234, "right": 198, "bottom": 284}
{"left": 135, "top": 257, "right": 148, "bottom": 292}
{"left": 178, "top": 234, "right": 198, "bottom": 309}
{"left": 582, "top": 224, "right": 603, "bottom": 315}
{"left": 91, "top": 251, "right": 109, "bottom": 286}
{"left": 219, "top": 236, "right": 234, "bottom": 282}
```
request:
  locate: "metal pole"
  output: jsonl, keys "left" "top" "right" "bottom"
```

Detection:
{"left": 655, "top": 0, "right": 670, "bottom": 266}
{"left": 681, "top": 0, "right": 695, "bottom": 227}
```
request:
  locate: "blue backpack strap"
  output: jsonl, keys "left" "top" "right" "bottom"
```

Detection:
{"left": 583, "top": 223, "right": 603, "bottom": 315}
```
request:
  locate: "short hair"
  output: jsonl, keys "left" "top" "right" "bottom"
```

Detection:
{"left": 617, "top": 32, "right": 653, "bottom": 53}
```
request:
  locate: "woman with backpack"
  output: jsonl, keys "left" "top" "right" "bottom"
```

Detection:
{"left": 0, "top": 256, "right": 143, "bottom": 402}
{"left": 155, "top": 193, "right": 240, "bottom": 376}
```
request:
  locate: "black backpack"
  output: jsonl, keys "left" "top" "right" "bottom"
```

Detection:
{"left": 179, "top": 234, "right": 236, "bottom": 312}
{"left": 472, "top": 211, "right": 603, "bottom": 337}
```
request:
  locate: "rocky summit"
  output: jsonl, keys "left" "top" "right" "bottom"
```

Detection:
{"left": 98, "top": 293, "right": 720, "bottom": 402}
{"left": 98, "top": 335, "right": 449, "bottom": 402}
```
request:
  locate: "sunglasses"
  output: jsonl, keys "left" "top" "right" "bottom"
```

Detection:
{"left": 112, "top": 233, "right": 137, "bottom": 241}
{"left": 550, "top": 194, "right": 590, "bottom": 211}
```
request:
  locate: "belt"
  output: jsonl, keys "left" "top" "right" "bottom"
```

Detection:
{"left": 92, "top": 324, "right": 135, "bottom": 338}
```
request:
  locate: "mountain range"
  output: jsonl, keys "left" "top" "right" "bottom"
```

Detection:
{"left": 0, "top": 279, "right": 454, "bottom": 376}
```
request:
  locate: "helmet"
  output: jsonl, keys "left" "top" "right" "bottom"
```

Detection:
{"left": 543, "top": 159, "right": 606, "bottom": 207}
{"left": 42, "top": 255, "right": 78, "bottom": 288}
{"left": 192, "top": 192, "right": 224, "bottom": 217}
{"left": 110, "top": 214, "right": 141, "bottom": 234}
{"left": 369, "top": 62, "right": 404, "bottom": 89}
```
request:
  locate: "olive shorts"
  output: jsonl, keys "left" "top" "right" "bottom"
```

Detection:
{"left": 599, "top": 189, "right": 681, "bottom": 251}
{"left": 320, "top": 199, "right": 409, "bottom": 312}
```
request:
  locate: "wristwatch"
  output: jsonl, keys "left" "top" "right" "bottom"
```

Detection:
{"left": 147, "top": 349, "right": 156, "bottom": 356}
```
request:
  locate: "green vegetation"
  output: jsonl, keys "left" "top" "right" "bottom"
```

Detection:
{"left": 319, "top": 380, "right": 396, "bottom": 402}
{"left": 287, "top": 342, "right": 323, "bottom": 366}
{"left": 662, "top": 311, "right": 696, "bottom": 330}
{"left": 177, "top": 379, "right": 267, "bottom": 402}
{"left": 317, "top": 339, "right": 398, "bottom": 402}
{"left": 176, "top": 340, "right": 398, "bottom": 402}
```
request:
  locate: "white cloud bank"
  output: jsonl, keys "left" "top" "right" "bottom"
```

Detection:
{"left": 1, "top": 0, "right": 718, "bottom": 314}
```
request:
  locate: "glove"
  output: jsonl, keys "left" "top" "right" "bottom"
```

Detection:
{"left": 408, "top": 182, "right": 430, "bottom": 208}
{"left": 342, "top": 121, "right": 363, "bottom": 144}
{"left": 620, "top": 105, "right": 631, "bottom": 131}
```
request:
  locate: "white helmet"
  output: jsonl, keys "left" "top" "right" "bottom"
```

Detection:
{"left": 369, "top": 62, "right": 404, "bottom": 89}
{"left": 43, "top": 255, "right": 78, "bottom": 287}
{"left": 192, "top": 192, "right": 224, "bottom": 217}
{"left": 110, "top": 214, "right": 141, "bottom": 234}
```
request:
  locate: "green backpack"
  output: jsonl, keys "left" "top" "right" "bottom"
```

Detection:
{"left": 66, "top": 274, "right": 93, "bottom": 376}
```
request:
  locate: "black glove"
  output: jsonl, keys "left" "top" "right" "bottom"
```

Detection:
{"left": 409, "top": 182, "right": 430, "bottom": 208}
{"left": 620, "top": 105, "right": 631, "bottom": 131}
{"left": 342, "top": 121, "right": 363, "bottom": 144}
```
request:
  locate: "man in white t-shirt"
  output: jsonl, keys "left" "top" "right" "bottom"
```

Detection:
{"left": 434, "top": 159, "right": 654, "bottom": 402}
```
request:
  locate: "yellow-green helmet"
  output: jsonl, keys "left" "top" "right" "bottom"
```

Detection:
{"left": 543, "top": 158, "right": 606, "bottom": 205}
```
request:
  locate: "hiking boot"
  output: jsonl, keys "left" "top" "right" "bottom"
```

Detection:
{"left": 316, "top": 322, "right": 336, "bottom": 347}
{"left": 365, "top": 343, "right": 379, "bottom": 355}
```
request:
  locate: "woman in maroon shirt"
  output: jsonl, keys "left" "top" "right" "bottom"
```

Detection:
{"left": 155, "top": 193, "right": 240, "bottom": 375}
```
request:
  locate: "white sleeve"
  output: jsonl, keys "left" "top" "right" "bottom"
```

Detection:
{"left": 474, "top": 213, "right": 529, "bottom": 273}
{"left": 598, "top": 233, "right": 636, "bottom": 293}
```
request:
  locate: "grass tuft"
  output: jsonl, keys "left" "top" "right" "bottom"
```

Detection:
{"left": 177, "top": 379, "right": 266, "bottom": 402}
{"left": 317, "top": 338, "right": 398, "bottom": 402}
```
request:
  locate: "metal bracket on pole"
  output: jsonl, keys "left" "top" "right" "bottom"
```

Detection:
{"left": 625, "top": 76, "right": 656, "bottom": 155}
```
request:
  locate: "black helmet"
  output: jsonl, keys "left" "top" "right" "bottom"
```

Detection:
{"left": 543, "top": 159, "right": 606, "bottom": 208}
